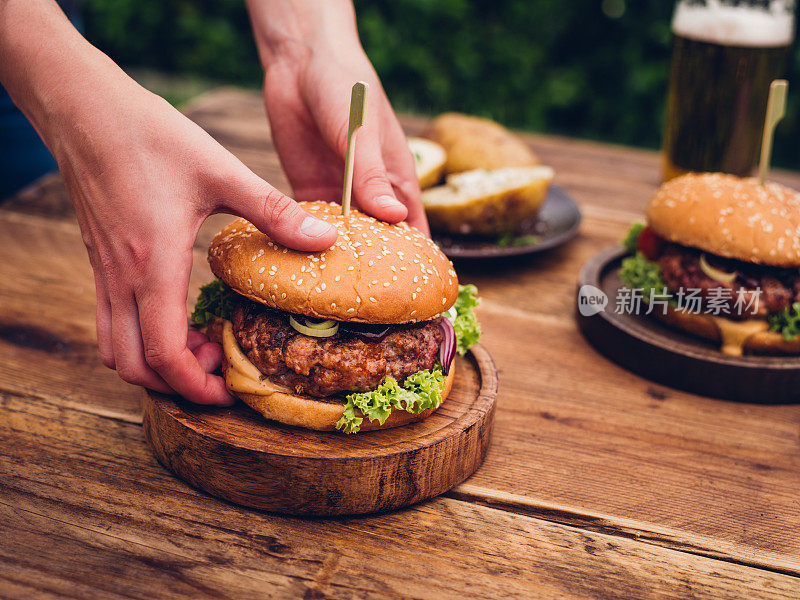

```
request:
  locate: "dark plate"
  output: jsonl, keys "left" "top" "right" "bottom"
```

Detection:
{"left": 576, "top": 245, "right": 800, "bottom": 403}
{"left": 431, "top": 185, "right": 581, "bottom": 259}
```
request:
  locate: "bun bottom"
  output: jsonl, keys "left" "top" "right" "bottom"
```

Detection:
{"left": 204, "top": 318, "right": 454, "bottom": 431}
{"left": 231, "top": 364, "right": 455, "bottom": 432}
{"left": 653, "top": 304, "right": 800, "bottom": 355}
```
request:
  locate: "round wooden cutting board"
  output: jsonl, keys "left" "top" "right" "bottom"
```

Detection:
{"left": 142, "top": 346, "right": 497, "bottom": 516}
{"left": 577, "top": 246, "right": 800, "bottom": 403}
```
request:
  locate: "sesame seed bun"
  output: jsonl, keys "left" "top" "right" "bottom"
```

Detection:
{"left": 208, "top": 201, "right": 459, "bottom": 324}
{"left": 423, "top": 112, "right": 539, "bottom": 174}
{"left": 647, "top": 173, "right": 800, "bottom": 267}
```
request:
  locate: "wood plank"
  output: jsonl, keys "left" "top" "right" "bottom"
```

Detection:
{"left": 2, "top": 389, "right": 799, "bottom": 600}
{"left": 5, "top": 203, "right": 798, "bottom": 575}
{"left": 4, "top": 87, "right": 800, "bottom": 586}
{"left": 459, "top": 306, "right": 800, "bottom": 572}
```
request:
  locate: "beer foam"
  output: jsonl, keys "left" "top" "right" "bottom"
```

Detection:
{"left": 672, "top": 0, "right": 794, "bottom": 47}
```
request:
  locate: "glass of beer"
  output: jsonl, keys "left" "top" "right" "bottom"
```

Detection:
{"left": 662, "top": 0, "right": 795, "bottom": 181}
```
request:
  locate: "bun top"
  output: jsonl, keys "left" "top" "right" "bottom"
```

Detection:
{"left": 208, "top": 201, "right": 459, "bottom": 324}
{"left": 424, "top": 112, "right": 539, "bottom": 173}
{"left": 647, "top": 173, "right": 800, "bottom": 267}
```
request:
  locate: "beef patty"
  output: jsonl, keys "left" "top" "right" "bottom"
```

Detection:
{"left": 658, "top": 243, "right": 800, "bottom": 317}
{"left": 231, "top": 302, "right": 443, "bottom": 398}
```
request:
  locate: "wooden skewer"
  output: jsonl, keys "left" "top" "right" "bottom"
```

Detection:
{"left": 341, "top": 81, "right": 369, "bottom": 216}
{"left": 758, "top": 79, "right": 788, "bottom": 185}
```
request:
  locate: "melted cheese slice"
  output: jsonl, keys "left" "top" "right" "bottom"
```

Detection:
{"left": 221, "top": 319, "right": 293, "bottom": 396}
{"left": 710, "top": 317, "right": 769, "bottom": 357}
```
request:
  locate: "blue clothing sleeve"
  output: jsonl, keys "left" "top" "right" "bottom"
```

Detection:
{"left": 0, "top": 1, "right": 82, "bottom": 199}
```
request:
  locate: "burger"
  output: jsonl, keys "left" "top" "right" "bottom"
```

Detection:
{"left": 620, "top": 172, "right": 800, "bottom": 356}
{"left": 191, "top": 201, "right": 481, "bottom": 433}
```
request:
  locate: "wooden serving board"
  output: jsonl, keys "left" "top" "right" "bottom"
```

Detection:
{"left": 142, "top": 346, "right": 497, "bottom": 516}
{"left": 577, "top": 246, "right": 800, "bottom": 403}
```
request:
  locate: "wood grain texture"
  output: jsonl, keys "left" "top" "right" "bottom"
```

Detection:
{"left": 2, "top": 87, "right": 800, "bottom": 596}
{"left": 3, "top": 388, "right": 800, "bottom": 599}
{"left": 141, "top": 348, "right": 496, "bottom": 515}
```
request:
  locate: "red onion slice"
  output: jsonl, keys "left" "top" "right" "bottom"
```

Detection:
{"left": 438, "top": 317, "right": 456, "bottom": 375}
{"left": 340, "top": 322, "right": 392, "bottom": 341}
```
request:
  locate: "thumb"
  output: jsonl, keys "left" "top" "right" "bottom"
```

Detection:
{"left": 222, "top": 176, "right": 338, "bottom": 252}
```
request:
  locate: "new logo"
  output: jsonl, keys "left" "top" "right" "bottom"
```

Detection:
{"left": 578, "top": 285, "right": 608, "bottom": 316}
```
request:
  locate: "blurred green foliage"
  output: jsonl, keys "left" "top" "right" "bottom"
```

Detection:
{"left": 83, "top": 0, "right": 799, "bottom": 168}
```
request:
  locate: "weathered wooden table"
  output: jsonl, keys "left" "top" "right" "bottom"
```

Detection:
{"left": 3, "top": 88, "right": 800, "bottom": 599}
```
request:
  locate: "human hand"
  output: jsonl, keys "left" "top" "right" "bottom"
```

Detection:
{"left": 47, "top": 74, "right": 338, "bottom": 404}
{"left": 248, "top": 0, "right": 428, "bottom": 234}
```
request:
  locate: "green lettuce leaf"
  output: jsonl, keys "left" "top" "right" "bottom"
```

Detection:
{"left": 497, "top": 233, "right": 540, "bottom": 248}
{"left": 769, "top": 302, "right": 800, "bottom": 341}
{"left": 336, "top": 368, "right": 446, "bottom": 434}
{"left": 619, "top": 252, "right": 671, "bottom": 304}
{"left": 622, "top": 222, "right": 645, "bottom": 253}
{"left": 336, "top": 284, "right": 481, "bottom": 433}
{"left": 190, "top": 278, "right": 238, "bottom": 326}
{"left": 192, "top": 278, "right": 482, "bottom": 434}
{"left": 454, "top": 283, "right": 481, "bottom": 355}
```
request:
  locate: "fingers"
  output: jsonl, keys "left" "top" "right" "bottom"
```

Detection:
{"left": 192, "top": 341, "right": 224, "bottom": 374}
{"left": 222, "top": 176, "right": 338, "bottom": 251}
{"left": 91, "top": 262, "right": 116, "bottom": 369}
{"left": 107, "top": 282, "right": 174, "bottom": 395}
{"left": 187, "top": 328, "right": 209, "bottom": 351}
{"left": 98, "top": 248, "right": 229, "bottom": 404}
{"left": 350, "top": 130, "right": 408, "bottom": 224}
{"left": 188, "top": 329, "right": 224, "bottom": 373}
{"left": 381, "top": 119, "right": 430, "bottom": 235}
{"left": 262, "top": 68, "right": 343, "bottom": 204}
{"left": 135, "top": 265, "right": 234, "bottom": 406}
{"left": 399, "top": 179, "right": 429, "bottom": 236}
